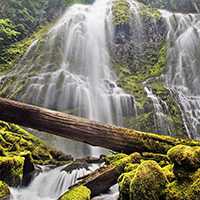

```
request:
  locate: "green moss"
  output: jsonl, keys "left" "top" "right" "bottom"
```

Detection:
{"left": 165, "top": 169, "right": 200, "bottom": 200}
{"left": 167, "top": 145, "right": 200, "bottom": 170}
{"left": 112, "top": 0, "right": 131, "bottom": 25}
{"left": 139, "top": 4, "right": 161, "bottom": 20}
{"left": 0, "top": 121, "right": 72, "bottom": 165}
{"left": 149, "top": 45, "right": 167, "bottom": 77}
{"left": 118, "top": 169, "right": 137, "bottom": 199}
{"left": 59, "top": 185, "right": 91, "bottom": 200}
{"left": 0, "top": 156, "right": 24, "bottom": 186}
{"left": 0, "top": 181, "right": 10, "bottom": 199}
{"left": 105, "top": 153, "right": 128, "bottom": 164}
{"left": 162, "top": 164, "right": 175, "bottom": 182}
{"left": 0, "top": 21, "right": 54, "bottom": 74}
{"left": 129, "top": 160, "right": 167, "bottom": 200}
{"left": 124, "top": 163, "right": 139, "bottom": 172}
{"left": 112, "top": 153, "right": 141, "bottom": 169}
{"left": 124, "top": 112, "right": 156, "bottom": 132}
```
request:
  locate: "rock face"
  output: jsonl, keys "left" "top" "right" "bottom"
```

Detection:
{"left": 110, "top": 0, "right": 186, "bottom": 137}
{"left": 137, "top": 0, "right": 200, "bottom": 13}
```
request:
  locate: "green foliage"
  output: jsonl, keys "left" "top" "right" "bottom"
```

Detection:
{"left": 0, "top": 22, "right": 53, "bottom": 74}
{"left": 0, "top": 18, "right": 20, "bottom": 47}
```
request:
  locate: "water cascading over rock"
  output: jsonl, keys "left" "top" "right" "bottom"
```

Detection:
{"left": 0, "top": 0, "right": 137, "bottom": 157}
{"left": 161, "top": 10, "right": 200, "bottom": 138}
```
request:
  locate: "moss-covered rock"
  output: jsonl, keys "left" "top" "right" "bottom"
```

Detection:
{"left": 0, "top": 181, "right": 10, "bottom": 200}
{"left": 112, "top": 0, "right": 131, "bottom": 26}
{"left": 0, "top": 156, "right": 24, "bottom": 187}
{"left": 130, "top": 160, "right": 167, "bottom": 200}
{"left": 168, "top": 145, "right": 200, "bottom": 170}
{"left": 162, "top": 164, "right": 175, "bottom": 182}
{"left": 59, "top": 185, "right": 91, "bottom": 200}
{"left": 118, "top": 160, "right": 168, "bottom": 200}
{"left": 0, "top": 121, "right": 72, "bottom": 186}
{"left": 165, "top": 169, "right": 200, "bottom": 200}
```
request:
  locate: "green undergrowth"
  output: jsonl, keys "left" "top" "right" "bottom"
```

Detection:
{"left": 0, "top": 21, "right": 54, "bottom": 74}
{"left": 0, "top": 120, "right": 72, "bottom": 187}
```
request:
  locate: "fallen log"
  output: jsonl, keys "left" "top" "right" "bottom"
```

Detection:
{"left": 58, "top": 153, "right": 141, "bottom": 199}
{"left": 0, "top": 97, "right": 199, "bottom": 154}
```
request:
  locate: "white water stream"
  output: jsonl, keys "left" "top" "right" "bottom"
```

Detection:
{"left": 9, "top": 0, "right": 135, "bottom": 199}
{"left": 7, "top": 0, "right": 200, "bottom": 199}
{"left": 161, "top": 10, "right": 200, "bottom": 138}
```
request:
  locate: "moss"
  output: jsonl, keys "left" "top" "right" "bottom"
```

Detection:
{"left": 162, "top": 164, "right": 175, "bottom": 182}
{"left": 149, "top": 45, "right": 167, "bottom": 77}
{"left": 0, "top": 156, "right": 24, "bottom": 186}
{"left": 124, "top": 163, "right": 139, "bottom": 172}
{"left": 105, "top": 153, "right": 128, "bottom": 164}
{"left": 165, "top": 168, "right": 200, "bottom": 200}
{"left": 112, "top": 0, "right": 131, "bottom": 25}
{"left": 167, "top": 145, "right": 200, "bottom": 170}
{"left": 139, "top": 4, "right": 161, "bottom": 20}
{"left": 0, "top": 21, "right": 54, "bottom": 75}
{"left": 59, "top": 185, "right": 91, "bottom": 200}
{"left": 0, "top": 181, "right": 10, "bottom": 200}
{"left": 129, "top": 160, "right": 167, "bottom": 200}
{"left": 0, "top": 121, "right": 72, "bottom": 164}
{"left": 124, "top": 112, "right": 156, "bottom": 132}
{"left": 118, "top": 169, "right": 137, "bottom": 199}
{"left": 112, "top": 153, "right": 142, "bottom": 169}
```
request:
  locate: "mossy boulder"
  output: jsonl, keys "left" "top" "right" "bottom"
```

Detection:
{"left": 59, "top": 185, "right": 91, "bottom": 200}
{"left": 0, "top": 121, "right": 72, "bottom": 186}
{"left": 118, "top": 165, "right": 139, "bottom": 199}
{"left": 0, "top": 181, "right": 10, "bottom": 200}
{"left": 165, "top": 169, "right": 200, "bottom": 200}
{"left": 168, "top": 145, "right": 200, "bottom": 170}
{"left": 118, "top": 160, "right": 168, "bottom": 200}
{"left": 130, "top": 160, "right": 167, "bottom": 200}
{"left": 0, "top": 156, "right": 24, "bottom": 187}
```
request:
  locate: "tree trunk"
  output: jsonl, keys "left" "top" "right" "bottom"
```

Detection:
{"left": 0, "top": 97, "right": 199, "bottom": 154}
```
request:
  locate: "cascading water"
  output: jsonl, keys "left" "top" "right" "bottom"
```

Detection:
{"left": 10, "top": 164, "right": 98, "bottom": 200}
{"left": 144, "top": 86, "right": 172, "bottom": 135}
{"left": 2, "top": 0, "right": 136, "bottom": 158}
{"left": 161, "top": 10, "right": 200, "bottom": 138}
{"left": 8, "top": 0, "right": 136, "bottom": 199}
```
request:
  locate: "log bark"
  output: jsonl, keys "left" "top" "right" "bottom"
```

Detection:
{"left": 0, "top": 97, "right": 199, "bottom": 154}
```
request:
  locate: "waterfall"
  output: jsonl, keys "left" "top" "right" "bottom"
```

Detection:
{"left": 161, "top": 10, "right": 200, "bottom": 138}
{"left": 1, "top": 0, "right": 136, "bottom": 157}
{"left": 9, "top": 164, "right": 98, "bottom": 200}
{"left": 144, "top": 86, "right": 172, "bottom": 135}
{"left": 8, "top": 0, "right": 136, "bottom": 199}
